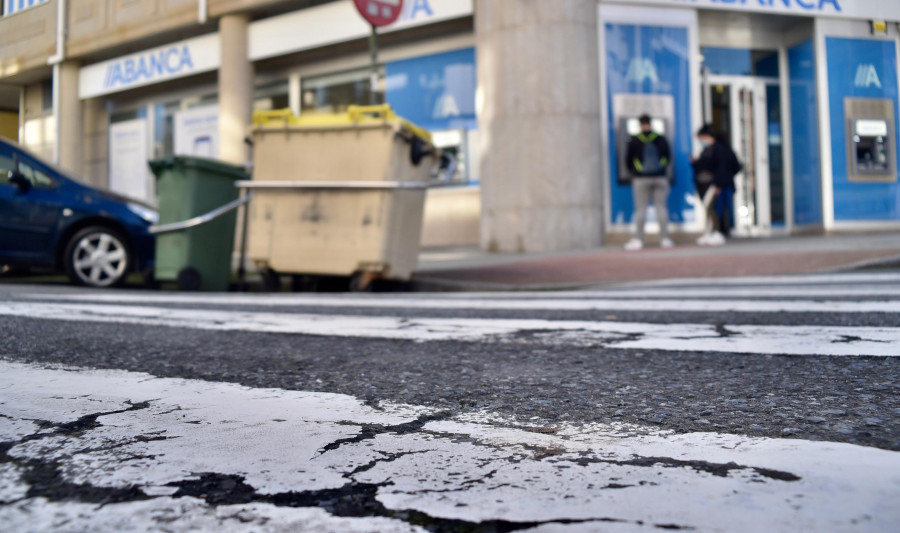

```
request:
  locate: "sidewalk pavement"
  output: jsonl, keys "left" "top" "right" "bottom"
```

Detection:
{"left": 413, "top": 232, "right": 900, "bottom": 290}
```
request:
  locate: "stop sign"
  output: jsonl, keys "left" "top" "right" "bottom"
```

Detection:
{"left": 353, "top": 0, "right": 404, "bottom": 27}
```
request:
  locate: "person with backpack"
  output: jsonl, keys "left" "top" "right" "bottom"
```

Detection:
{"left": 624, "top": 114, "right": 674, "bottom": 251}
{"left": 691, "top": 125, "right": 742, "bottom": 246}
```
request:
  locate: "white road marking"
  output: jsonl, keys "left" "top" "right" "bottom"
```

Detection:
{"left": 1, "top": 499, "right": 424, "bottom": 533}
{"left": 1, "top": 301, "right": 898, "bottom": 356}
{"left": 0, "top": 361, "right": 897, "bottom": 532}
{"left": 21, "top": 292, "right": 900, "bottom": 313}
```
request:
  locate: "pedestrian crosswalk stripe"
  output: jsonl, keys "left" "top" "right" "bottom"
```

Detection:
{"left": 1, "top": 360, "right": 897, "bottom": 532}
{"left": 25, "top": 292, "right": 900, "bottom": 314}
{"left": 1, "top": 301, "right": 897, "bottom": 356}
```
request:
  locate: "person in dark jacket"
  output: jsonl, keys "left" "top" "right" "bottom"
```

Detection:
{"left": 691, "top": 124, "right": 741, "bottom": 245}
{"left": 624, "top": 114, "right": 673, "bottom": 251}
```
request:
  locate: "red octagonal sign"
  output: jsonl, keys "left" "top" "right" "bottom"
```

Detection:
{"left": 354, "top": 0, "right": 404, "bottom": 27}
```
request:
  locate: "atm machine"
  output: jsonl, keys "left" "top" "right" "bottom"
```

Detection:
{"left": 612, "top": 93, "right": 675, "bottom": 185}
{"left": 430, "top": 128, "right": 479, "bottom": 184}
{"left": 845, "top": 98, "right": 897, "bottom": 183}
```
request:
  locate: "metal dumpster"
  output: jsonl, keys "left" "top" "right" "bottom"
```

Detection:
{"left": 242, "top": 105, "right": 439, "bottom": 290}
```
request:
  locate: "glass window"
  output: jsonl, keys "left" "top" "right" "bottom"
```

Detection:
{"left": 41, "top": 79, "right": 53, "bottom": 112}
{"left": 18, "top": 160, "right": 54, "bottom": 189}
{"left": 254, "top": 80, "right": 290, "bottom": 112}
{"left": 3, "top": 0, "right": 49, "bottom": 17}
{"left": 302, "top": 68, "right": 384, "bottom": 114}
{"left": 182, "top": 93, "right": 218, "bottom": 110}
{"left": 766, "top": 85, "right": 785, "bottom": 225}
{"left": 153, "top": 101, "right": 181, "bottom": 159}
{"left": 710, "top": 84, "right": 733, "bottom": 147}
{"left": 152, "top": 94, "right": 216, "bottom": 159}
{"left": 0, "top": 149, "right": 14, "bottom": 183}
{"left": 385, "top": 48, "right": 477, "bottom": 132}
{"left": 110, "top": 107, "right": 147, "bottom": 124}
{"left": 701, "top": 48, "right": 779, "bottom": 78}
{"left": 150, "top": 82, "right": 286, "bottom": 159}
{"left": 754, "top": 52, "right": 780, "bottom": 78}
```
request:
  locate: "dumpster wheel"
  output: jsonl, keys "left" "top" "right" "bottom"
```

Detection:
{"left": 349, "top": 271, "right": 381, "bottom": 293}
{"left": 177, "top": 267, "right": 202, "bottom": 291}
{"left": 261, "top": 267, "right": 282, "bottom": 292}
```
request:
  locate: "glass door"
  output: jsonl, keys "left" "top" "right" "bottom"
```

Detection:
{"left": 705, "top": 77, "right": 782, "bottom": 236}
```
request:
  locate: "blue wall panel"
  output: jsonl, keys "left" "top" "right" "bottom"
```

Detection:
{"left": 606, "top": 24, "right": 693, "bottom": 225}
{"left": 788, "top": 40, "right": 822, "bottom": 225}
{"left": 826, "top": 37, "right": 900, "bottom": 221}
{"left": 385, "top": 48, "right": 477, "bottom": 133}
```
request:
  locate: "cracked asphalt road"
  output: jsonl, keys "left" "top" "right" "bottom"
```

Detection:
{"left": 1, "top": 272, "right": 899, "bottom": 532}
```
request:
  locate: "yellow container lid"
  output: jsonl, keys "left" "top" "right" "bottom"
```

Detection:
{"left": 252, "top": 104, "right": 432, "bottom": 142}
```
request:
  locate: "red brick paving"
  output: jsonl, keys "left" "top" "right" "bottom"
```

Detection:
{"left": 418, "top": 248, "right": 900, "bottom": 287}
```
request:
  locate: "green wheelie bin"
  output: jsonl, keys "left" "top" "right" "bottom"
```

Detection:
{"left": 149, "top": 157, "right": 248, "bottom": 291}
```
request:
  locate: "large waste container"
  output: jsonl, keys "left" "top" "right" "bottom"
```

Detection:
{"left": 149, "top": 157, "right": 248, "bottom": 291}
{"left": 243, "top": 105, "right": 439, "bottom": 290}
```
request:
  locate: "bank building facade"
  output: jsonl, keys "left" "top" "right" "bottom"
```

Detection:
{"left": 1, "top": 0, "right": 898, "bottom": 252}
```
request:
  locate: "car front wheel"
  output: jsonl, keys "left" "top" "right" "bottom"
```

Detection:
{"left": 64, "top": 226, "right": 131, "bottom": 288}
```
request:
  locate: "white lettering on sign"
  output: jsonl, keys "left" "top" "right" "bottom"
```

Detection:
{"left": 854, "top": 64, "right": 882, "bottom": 89}
{"left": 626, "top": 59, "right": 659, "bottom": 84}
{"left": 83, "top": 1, "right": 474, "bottom": 98}
{"left": 433, "top": 94, "right": 461, "bottom": 118}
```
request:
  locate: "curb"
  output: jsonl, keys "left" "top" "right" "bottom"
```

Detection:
{"left": 409, "top": 276, "right": 599, "bottom": 293}
{"left": 412, "top": 252, "right": 900, "bottom": 293}
{"left": 828, "top": 252, "right": 900, "bottom": 273}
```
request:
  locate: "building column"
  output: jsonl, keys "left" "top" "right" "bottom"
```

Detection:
{"left": 476, "top": 0, "right": 603, "bottom": 253}
{"left": 57, "top": 61, "right": 83, "bottom": 176}
{"left": 218, "top": 14, "right": 253, "bottom": 165}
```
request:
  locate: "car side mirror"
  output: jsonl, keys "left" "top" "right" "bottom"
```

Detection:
{"left": 8, "top": 170, "right": 31, "bottom": 193}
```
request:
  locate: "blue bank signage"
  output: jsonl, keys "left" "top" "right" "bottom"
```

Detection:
{"left": 671, "top": 0, "right": 843, "bottom": 12}
{"left": 103, "top": 45, "right": 194, "bottom": 91}
{"left": 607, "top": 0, "right": 900, "bottom": 20}
{"left": 82, "top": 1, "right": 473, "bottom": 97}
{"left": 79, "top": 34, "right": 220, "bottom": 99}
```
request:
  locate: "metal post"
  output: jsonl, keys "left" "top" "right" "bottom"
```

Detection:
{"left": 237, "top": 187, "right": 250, "bottom": 292}
{"left": 369, "top": 24, "right": 379, "bottom": 105}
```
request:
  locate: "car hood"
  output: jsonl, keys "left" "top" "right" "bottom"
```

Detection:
{"left": 65, "top": 179, "right": 155, "bottom": 210}
{"left": 95, "top": 189, "right": 155, "bottom": 210}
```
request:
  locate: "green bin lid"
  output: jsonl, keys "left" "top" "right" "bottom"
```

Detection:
{"left": 148, "top": 156, "right": 249, "bottom": 180}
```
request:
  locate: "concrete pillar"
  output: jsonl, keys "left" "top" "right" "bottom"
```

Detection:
{"left": 82, "top": 98, "right": 109, "bottom": 189}
{"left": 476, "top": 0, "right": 603, "bottom": 253}
{"left": 218, "top": 14, "right": 253, "bottom": 165}
{"left": 57, "top": 61, "right": 83, "bottom": 176}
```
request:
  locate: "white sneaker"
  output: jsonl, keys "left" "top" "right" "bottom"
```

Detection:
{"left": 706, "top": 232, "right": 726, "bottom": 246}
{"left": 624, "top": 238, "right": 643, "bottom": 251}
{"left": 697, "top": 233, "right": 712, "bottom": 246}
{"left": 660, "top": 237, "right": 675, "bottom": 249}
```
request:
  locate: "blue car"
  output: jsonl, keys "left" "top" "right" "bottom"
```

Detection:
{"left": 0, "top": 137, "right": 157, "bottom": 288}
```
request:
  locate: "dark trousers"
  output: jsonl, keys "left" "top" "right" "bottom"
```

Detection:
{"left": 715, "top": 187, "right": 735, "bottom": 236}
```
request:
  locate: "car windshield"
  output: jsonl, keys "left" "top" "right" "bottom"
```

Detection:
{"left": 0, "top": 136, "right": 81, "bottom": 185}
